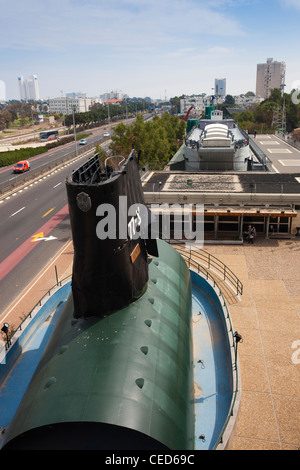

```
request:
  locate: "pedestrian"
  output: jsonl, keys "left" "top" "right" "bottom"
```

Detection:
{"left": 251, "top": 226, "right": 256, "bottom": 237}
{"left": 253, "top": 130, "right": 257, "bottom": 138}
{"left": 249, "top": 232, "right": 254, "bottom": 244}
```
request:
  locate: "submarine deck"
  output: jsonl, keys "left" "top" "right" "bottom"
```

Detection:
{"left": 0, "top": 273, "right": 234, "bottom": 450}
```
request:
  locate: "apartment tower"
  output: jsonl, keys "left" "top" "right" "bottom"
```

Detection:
{"left": 18, "top": 75, "right": 40, "bottom": 101}
{"left": 256, "top": 58, "right": 286, "bottom": 99}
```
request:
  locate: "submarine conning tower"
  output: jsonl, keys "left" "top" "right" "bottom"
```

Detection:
{"left": 66, "top": 150, "right": 158, "bottom": 318}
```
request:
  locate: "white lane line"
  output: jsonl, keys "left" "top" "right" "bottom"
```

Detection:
{"left": 10, "top": 206, "right": 26, "bottom": 217}
{"left": 53, "top": 182, "right": 62, "bottom": 188}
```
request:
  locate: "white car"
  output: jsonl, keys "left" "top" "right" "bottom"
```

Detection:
{"left": 79, "top": 139, "right": 87, "bottom": 145}
{"left": 103, "top": 132, "right": 110, "bottom": 137}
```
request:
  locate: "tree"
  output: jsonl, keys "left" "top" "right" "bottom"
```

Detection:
{"left": 110, "top": 112, "right": 186, "bottom": 170}
{"left": 225, "top": 95, "right": 235, "bottom": 105}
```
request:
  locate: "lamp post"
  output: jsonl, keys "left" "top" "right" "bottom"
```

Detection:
{"left": 1, "top": 323, "right": 11, "bottom": 349}
{"left": 72, "top": 106, "right": 78, "bottom": 157}
{"left": 233, "top": 331, "right": 243, "bottom": 370}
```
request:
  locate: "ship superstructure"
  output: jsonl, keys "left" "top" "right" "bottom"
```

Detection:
{"left": 169, "top": 108, "right": 250, "bottom": 172}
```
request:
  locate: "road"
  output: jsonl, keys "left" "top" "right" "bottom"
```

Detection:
{"left": 252, "top": 134, "right": 300, "bottom": 173}
{"left": 0, "top": 137, "right": 111, "bottom": 316}
{"left": 0, "top": 114, "right": 149, "bottom": 318}
{"left": 0, "top": 125, "right": 112, "bottom": 187}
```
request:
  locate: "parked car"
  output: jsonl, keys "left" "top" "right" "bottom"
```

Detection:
{"left": 13, "top": 160, "right": 30, "bottom": 173}
{"left": 79, "top": 139, "right": 87, "bottom": 145}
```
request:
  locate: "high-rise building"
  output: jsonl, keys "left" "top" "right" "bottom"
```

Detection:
{"left": 214, "top": 78, "right": 226, "bottom": 97}
{"left": 0, "top": 79, "right": 6, "bottom": 102}
{"left": 256, "top": 58, "right": 286, "bottom": 99}
{"left": 18, "top": 75, "right": 40, "bottom": 101}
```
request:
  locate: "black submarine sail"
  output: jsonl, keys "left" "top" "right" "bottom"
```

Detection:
{"left": 66, "top": 151, "right": 158, "bottom": 318}
{"left": 2, "top": 150, "right": 194, "bottom": 450}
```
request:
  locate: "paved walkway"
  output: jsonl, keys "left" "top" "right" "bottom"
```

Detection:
{"left": 1, "top": 236, "right": 300, "bottom": 450}
{"left": 253, "top": 134, "right": 300, "bottom": 173}
{"left": 202, "top": 237, "right": 300, "bottom": 450}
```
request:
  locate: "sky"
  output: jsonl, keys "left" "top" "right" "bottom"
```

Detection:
{"left": 0, "top": 0, "right": 299, "bottom": 101}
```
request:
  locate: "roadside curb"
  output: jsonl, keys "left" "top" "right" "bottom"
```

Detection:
{"left": 0, "top": 239, "right": 74, "bottom": 338}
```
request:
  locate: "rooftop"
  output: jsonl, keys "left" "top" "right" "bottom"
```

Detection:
{"left": 143, "top": 172, "right": 300, "bottom": 195}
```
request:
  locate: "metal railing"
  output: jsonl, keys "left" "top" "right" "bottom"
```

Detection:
{"left": 0, "top": 272, "right": 72, "bottom": 352}
{"left": 248, "top": 136, "right": 274, "bottom": 172}
{"left": 170, "top": 241, "right": 243, "bottom": 297}
{"left": 174, "top": 247, "right": 241, "bottom": 449}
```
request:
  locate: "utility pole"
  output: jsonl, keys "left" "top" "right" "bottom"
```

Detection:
{"left": 72, "top": 106, "right": 78, "bottom": 157}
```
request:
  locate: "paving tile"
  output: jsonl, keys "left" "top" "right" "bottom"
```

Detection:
{"left": 261, "top": 329, "right": 300, "bottom": 362}
{"left": 235, "top": 328, "right": 264, "bottom": 358}
{"left": 273, "top": 395, "right": 300, "bottom": 447}
{"left": 239, "top": 356, "right": 270, "bottom": 393}
{"left": 256, "top": 307, "right": 300, "bottom": 333}
{"left": 230, "top": 437, "right": 281, "bottom": 450}
{"left": 234, "top": 391, "right": 279, "bottom": 442}
{"left": 266, "top": 358, "right": 300, "bottom": 398}
{"left": 250, "top": 280, "right": 288, "bottom": 296}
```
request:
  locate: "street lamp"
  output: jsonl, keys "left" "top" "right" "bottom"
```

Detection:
{"left": 72, "top": 106, "right": 78, "bottom": 157}
{"left": 233, "top": 331, "right": 243, "bottom": 370}
{"left": 1, "top": 323, "right": 11, "bottom": 349}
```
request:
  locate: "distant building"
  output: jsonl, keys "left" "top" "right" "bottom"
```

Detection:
{"left": 48, "top": 97, "right": 101, "bottom": 114}
{"left": 0, "top": 80, "right": 6, "bottom": 102}
{"left": 18, "top": 75, "right": 40, "bottom": 101}
{"left": 256, "top": 58, "right": 286, "bottom": 99}
{"left": 180, "top": 96, "right": 211, "bottom": 115}
{"left": 66, "top": 92, "right": 87, "bottom": 99}
{"left": 100, "top": 91, "right": 126, "bottom": 102}
{"left": 215, "top": 78, "right": 226, "bottom": 97}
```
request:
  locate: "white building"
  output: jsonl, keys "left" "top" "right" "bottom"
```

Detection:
{"left": 48, "top": 97, "right": 102, "bottom": 114}
{"left": 18, "top": 75, "right": 40, "bottom": 101}
{"left": 215, "top": 78, "right": 226, "bottom": 97}
{"left": 100, "top": 90, "right": 125, "bottom": 102}
{"left": 0, "top": 79, "right": 6, "bottom": 102}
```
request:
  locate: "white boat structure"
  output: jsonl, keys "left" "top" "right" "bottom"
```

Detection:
{"left": 169, "top": 109, "right": 250, "bottom": 172}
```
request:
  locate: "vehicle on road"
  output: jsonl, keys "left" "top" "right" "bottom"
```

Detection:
{"left": 103, "top": 132, "right": 110, "bottom": 137}
{"left": 79, "top": 139, "right": 87, "bottom": 145}
{"left": 40, "top": 130, "right": 59, "bottom": 141}
{"left": 13, "top": 160, "right": 30, "bottom": 173}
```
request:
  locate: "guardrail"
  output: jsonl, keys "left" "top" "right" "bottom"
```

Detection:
{"left": 172, "top": 246, "right": 241, "bottom": 449}
{"left": 248, "top": 136, "right": 274, "bottom": 172}
{"left": 170, "top": 241, "right": 243, "bottom": 297}
{"left": 0, "top": 137, "right": 110, "bottom": 197}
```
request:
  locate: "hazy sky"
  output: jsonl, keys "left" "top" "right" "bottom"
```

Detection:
{"left": 0, "top": 0, "right": 299, "bottom": 100}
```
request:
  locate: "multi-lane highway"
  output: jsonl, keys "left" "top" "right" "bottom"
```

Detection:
{"left": 0, "top": 127, "right": 112, "bottom": 316}
{"left": 0, "top": 125, "right": 112, "bottom": 189}
{"left": 0, "top": 114, "right": 151, "bottom": 318}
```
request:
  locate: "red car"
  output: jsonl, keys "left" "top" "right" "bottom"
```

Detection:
{"left": 13, "top": 160, "right": 30, "bottom": 173}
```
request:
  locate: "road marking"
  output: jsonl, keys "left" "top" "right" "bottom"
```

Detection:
{"left": 32, "top": 232, "right": 44, "bottom": 242}
{"left": 0, "top": 204, "right": 69, "bottom": 282}
{"left": 10, "top": 206, "right": 25, "bottom": 217}
{"left": 267, "top": 148, "right": 292, "bottom": 153}
{"left": 32, "top": 235, "right": 57, "bottom": 242}
{"left": 53, "top": 182, "right": 62, "bottom": 188}
{"left": 42, "top": 207, "right": 55, "bottom": 218}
